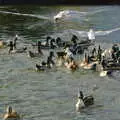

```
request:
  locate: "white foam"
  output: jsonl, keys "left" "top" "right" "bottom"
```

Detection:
{"left": 52, "top": 26, "right": 120, "bottom": 42}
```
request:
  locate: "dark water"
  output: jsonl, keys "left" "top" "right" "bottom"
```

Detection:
{"left": 0, "top": 5, "right": 120, "bottom": 120}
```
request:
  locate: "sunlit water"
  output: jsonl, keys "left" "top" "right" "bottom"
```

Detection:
{"left": 0, "top": 5, "right": 120, "bottom": 120}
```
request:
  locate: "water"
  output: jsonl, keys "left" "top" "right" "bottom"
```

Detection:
{"left": 0, "top": 5, "right": 120, "bottom": 120}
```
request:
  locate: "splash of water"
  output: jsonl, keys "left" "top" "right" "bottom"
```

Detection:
{"left": 51, "top": 27, "right": 120, "bottom": 42}
{"left": 54, "top": 8, "right": 107, "bottom": 21}
{"left": 69, "top": 27, "right": 120, "bottom": 38}
{"left": 0, "top": 8, "right": 106, "bottom": 23}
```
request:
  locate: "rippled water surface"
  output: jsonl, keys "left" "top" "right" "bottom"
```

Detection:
{"left": 0, "top": 5, "right": 120, "bottom": 120}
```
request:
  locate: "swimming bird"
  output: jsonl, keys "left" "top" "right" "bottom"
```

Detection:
{"left": 64, "top": 47, "right": 74, "bottom": 61}
{"left": 46, "top": 51, "right": 55, "bottom": 68}
{"left": 100, "top": 70, "right": 113, "bottom": 77}
{"left": 99, "top": 57, "right": 120, "bottom": 77}
{"left": 80, "top": 53, "right": 98, "bottom": 70}
{"left": 8, "top": 41, "right": 14, "bottom": 54}
{"left": 82, "top": 60, "right": 98, "bottom": 70}
{"left": 64, "top": 58, "right": 78, "bottom": 71}
{"left": 35, "top": 39, "right": 56, "bottom": 49}
{"left": 35, "top": 61, "right": 48, "bottom": 71}
{"left": 28, "top": 41, "right": 43, "bottom": 58}
{"left": 101, "top": 49, "right": 112, "bottom": 58}
{"left": 41, "top": 36, "right": 51, "bottom": 47}
{"left": 31, "top": 37, "right": 52, "bottom": 49}
{"left": 56, "top": 51, "right": 66, "bottom": 59}
{"left": 76, "top": 91, "right": 94, "bottom": 112}
{"left": 8, "top": 41, "right": 27, "bottom": 54}
{"left": 70, "top": 34, "right": 93, "bottom": 55}
{"left": 35, "top": 51, "right": 55, "bottom": 71}
{"left": 56, "top": 51, "right": 67, "bottom": 66}
{"left": 55, "top": 35, "right": 92, "bottom": 53}
{"left": 50, "top": 39, "right": 57, "bottom": 49}
{"left": 28, "top": 50, "right": 43, "bottom": 58}
{"left": 3, "top": 106, "right": 20, "bottom": 120}
{"left": 0, "top": 35, "right": 19, "bottom": 48}
{"left": 55, "top": 37, "right": 66, "bottom": 47}
{"left": 13, "top": 34, "right": 19, "bottom": 49}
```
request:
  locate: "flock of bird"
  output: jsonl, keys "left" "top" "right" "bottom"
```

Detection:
{"left": 0, "top": 10, "right": 120, "bottom": 120}
{"left": 1, "top": 29, "right": 120, "bottom": 119}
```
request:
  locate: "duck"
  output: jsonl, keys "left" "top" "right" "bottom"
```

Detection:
{"left": 0, "top": 34, "right": 19, "bottom": 49}
{"left": 70, "top": 35, "right": 93, "bottom": 55}
{"left": 64, "top": 58, "right": 78, "bottom": 71}
{"left": 46, "top": 51, "right": 55, "bottom": 68}
{"left": 70, "top": 45, "right": 85, "bottom": 55}
{"left": 35, "top": 61, "right": 48, "bottom": 71}
{"left": 42, "top": 36, "right": 51, "bottom": 47}
{"left": 28, "top": 51, "right": 42, "bottom": 58}
{"left": 35, "top": 51, "right": 55, "bottom": 71}
{"left": 56, "top": 51, "right": 66, "bottom": 66}
{"left": 80, "top": 53, "right": 98, "bottom": 70}
{"left": 8, "top": 41, "right": 27, "bottom": 54}
{"left": 99, "top": 58, "right": 115, "bottom": 77}
{"left": 55, "top": 37, "right": 66, "bottom": 48}
{"left": 50, "top": 39, "right": 57, "bottom": 49}
{"left": 99, "top": 70, "right": 112, "bottom": 77}
{"left": 12, "top": 47, "right": 27, "bottom": 53}
{"left": 0, "top": 34, "right": 17, "bottom": 48}
{"left": 31, "top": 36, "right": 51, "bottom": 48}
{"left": 55, "top": 35, "right": 92, "bottom": 53}
{"left": 83, "top": 61, "right": 98, "bottom": 70}
{"left": 13, "top": 34, "right": 19, "bottom": 49}
{"left": 76, "top": 91, "right": 94, "bottom": 112}
{"left": 28, "top": 41, "right": 43, "bottom": 58}
{"left": 36, "top": 39, "right": 56, "bottom": 49}
{"left": 70, "top": 34, "right": 93, "bottom": 46}
{"left": 56, "top": 51, "right": 66, "bottom": 59}
{"left": 3, "top": 106, "right": 20, "bottom": 120}
{"left": 64, "top": 47, "right": 74, "bottom": 61}
{"left": 8, "top": 41, "right": 14, "bottom": 54}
